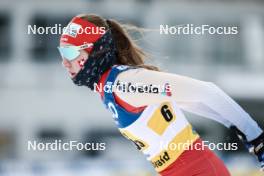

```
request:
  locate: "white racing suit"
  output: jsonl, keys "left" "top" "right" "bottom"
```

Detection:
{"left": 97, "top": 65, "right": 262, "bottom": 175}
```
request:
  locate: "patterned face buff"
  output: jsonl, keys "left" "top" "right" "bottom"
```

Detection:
{"left": 72, "top": 30, "right": 117, "bottom": 90}
{"left": 59, "top": 17, "right": 117, "bottom": 90}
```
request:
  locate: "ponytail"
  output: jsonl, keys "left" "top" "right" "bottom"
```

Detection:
{"left": 106, "top": 19, "right": 159, "bottom": 71}
{"left": 78, "top": 14, "right": 159, "bottom": 71}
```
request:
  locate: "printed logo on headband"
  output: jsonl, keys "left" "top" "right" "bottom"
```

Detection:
{"left": 63, "top": 23, "right": 82, "bottom": 38}
{"left": 60, "top": 17, "right": 106, "bottom": 53}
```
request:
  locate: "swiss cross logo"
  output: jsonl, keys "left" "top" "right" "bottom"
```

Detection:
{"left": 63, "top": 23, "right": 82, "bottom": 38}
{"left": 116, "top": 65, "right": 129, "bottom": 70}
{"left": 78, "top": 58, "right": 86, "bottom": 68}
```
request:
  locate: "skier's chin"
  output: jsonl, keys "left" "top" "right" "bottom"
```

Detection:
{"left": 69, "top": 71, "right": 77, "bottom": 78}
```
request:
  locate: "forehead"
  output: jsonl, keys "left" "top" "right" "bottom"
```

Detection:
{"left": 60, "top": 42, "right": 74, "bottom": 47}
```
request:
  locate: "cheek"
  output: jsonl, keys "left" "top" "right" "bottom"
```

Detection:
{"left": 77, "top": 57, "right": 86, "bottom": 69}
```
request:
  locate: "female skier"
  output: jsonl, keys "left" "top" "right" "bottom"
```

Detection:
{"left": 58, "top": 14, "right": 264, "bottom": 176}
